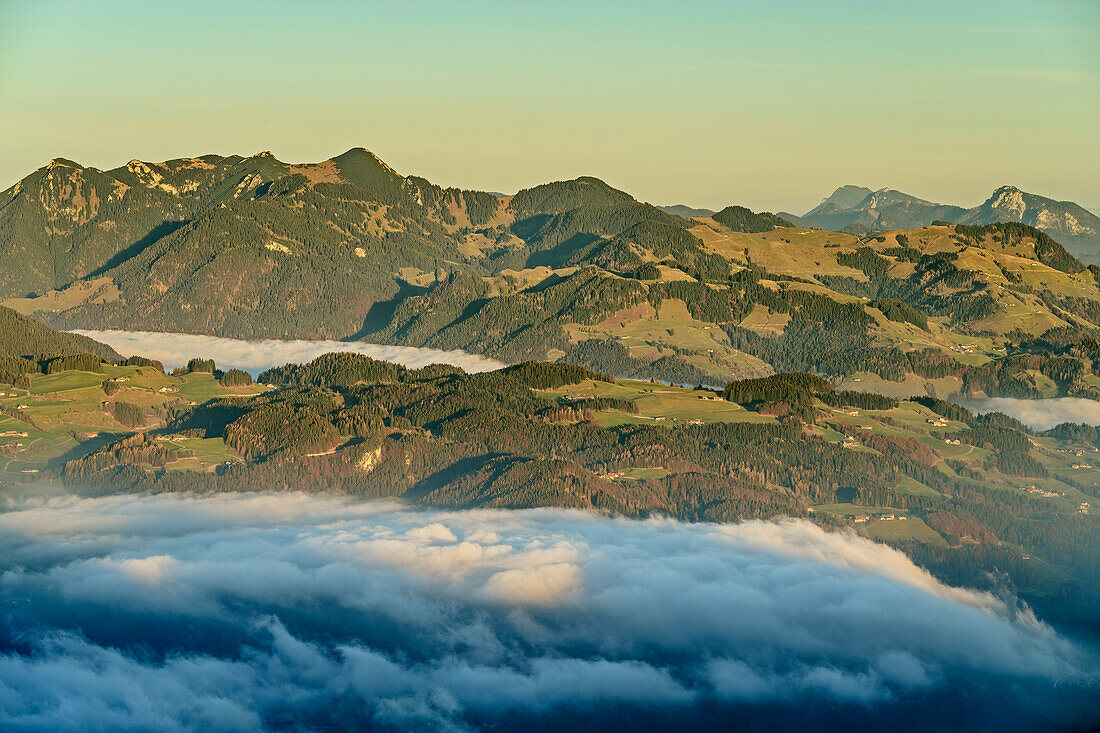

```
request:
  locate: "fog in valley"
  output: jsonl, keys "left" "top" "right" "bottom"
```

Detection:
{"left": 71, "top": 330, "right": 507, "bottom": 376}
{"left": 0, "top": 492, "right": 1093, "bottom": 731}
{"left": 961, "top": 397, "right": 1100, "bottom": 431}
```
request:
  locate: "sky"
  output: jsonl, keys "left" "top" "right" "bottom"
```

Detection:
{"left": 1, "top": 0, "right": 1097, "bottom": 214}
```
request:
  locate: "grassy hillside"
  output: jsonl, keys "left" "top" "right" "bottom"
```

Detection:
{"left": 369, "top": 218, "right": 1100, "bottom": 398}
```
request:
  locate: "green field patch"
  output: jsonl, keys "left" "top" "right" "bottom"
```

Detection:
{"left": 815, "top": 426, "right": 848, "bottom": 443}
{"left": 934, "top": 439, "right": 991, "bottom": 462}
{"left": 824, "top": 413, "right": 917, "bottom": 439}
{"left": 606, "top": 467, "right": 669, "bottom": 481}
{"left": 161, "top": 435, "right": 240, "bottom": 472}
{"left": 737, "top": 305, "right": 790, "bottom": 335}
{"left": 592, "top": 411, "right": 652, "bottom": 427}
{"left": 812, "top": 502, "right": 905, "bottom": 516}
{"left": 539, "top": 379, "right": 771, "bottom": 425}
{"left": 812, "top": 503, "right": 943, "bottom": 543}
{"left": 176, "top": 372, "right": 268, "bottom": 403}
{"left": 859, "top": 516, "right": 946, "bottom": 544}
{"left": 893, "top": 475, "right": 942, "bottom": 497}
{"left": 822, "top": 402, "right": 995, "bottom": 464}
{"left": 0, "top": 409, "right": 114, "bottom": 477}
{"left": 834, "top": 372, "right": 964, "bottom": 401}
{"left": 29, "top": 371, "right": 106, "bottom": 394}
{"left": 631, "top": 389, "right": 772, "bottom": 424}
{"left": 1052, "top": 464, "right": 1100, "bottom": 493}
{"left": 0, "top": 367, "right": 268, "bottom": 476}
{"left": 1011, "top": 473, "right": 1094, "bottom": 512}
{"left": 970, "top": 290, "right": 1070, "bottom": 336}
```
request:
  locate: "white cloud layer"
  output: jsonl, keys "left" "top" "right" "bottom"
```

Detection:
{"left": 70, "top": 329, "right": 507, "bottom": 375}
{"left": 0, "top": 493, "right": 1093, "bottom": 731}
{"left": 961, "top": 397, "right": 1100, "bottom": 430}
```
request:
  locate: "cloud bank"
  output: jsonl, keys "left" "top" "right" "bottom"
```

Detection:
{"left": 0, "top": 493, "right": 1094, "bottom": 731}
{"left": 961, "top": 397, "right": 1100, "bottom": 431}
{"left": 70, "top": 329, "right": 507, "bottom": 375}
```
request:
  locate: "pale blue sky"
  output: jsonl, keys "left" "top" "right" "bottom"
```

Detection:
{"left": 1, "top": 0, "right": 1097, "bottom": 212}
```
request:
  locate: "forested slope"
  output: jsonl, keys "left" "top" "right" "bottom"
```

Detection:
{"left": 40, "top": 353, "right": 1097, "bottom": 637}
{"left": 0, "top": 306, "right": 119, "bottom": 360}
{"left": 6, "top": 149, "right": 1100, "bottom": 401}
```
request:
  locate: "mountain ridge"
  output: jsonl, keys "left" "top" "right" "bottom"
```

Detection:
{"left": 798, "top": 183, "right": 1100, "bottom": 261}
{"left": 5, "top": 148, "right": 1100, "bottom": 403}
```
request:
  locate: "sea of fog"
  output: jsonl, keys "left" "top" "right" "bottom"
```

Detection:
{"left": 961, "top": 397, "right": 1100, "bottom": 431}
{"left": 38, "top": 330, "right": 1100, "bottom": 728}
{"left": 70, "top": 329, "right": 508, "bottom": 376}
{"left": 0, "top": 492, "right": 1094, "bottom": 731}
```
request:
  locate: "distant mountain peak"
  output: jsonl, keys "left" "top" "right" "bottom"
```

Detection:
{"left": 126, "top": 159, "right": 155, "bottom": 173}
{"left": 332, "top": 147, "right": 400, "bottom": 180}
{"left": 825, "top": 184, "right": 874, "bottom": 200}
{"left": 806, "top": 185, "right": 875, "bottom": 217}
{"left": 334, "top": 147, "right": 387, "bottom": 163}
{"left": 798, "top": 181, "right": 1100, "bottom": 262}
{"left": 658, "top": 204, "right": 716, "bottom": 219}
{"left": 985, "top": 186, "right": 1028, "bottom": 217}
{"left": 829, "top": 184, "right": 874, "bottom": 195}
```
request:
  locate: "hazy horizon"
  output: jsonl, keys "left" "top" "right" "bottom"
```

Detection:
{"left": 2, "top": 0, "right": 1096, "bottom": 214}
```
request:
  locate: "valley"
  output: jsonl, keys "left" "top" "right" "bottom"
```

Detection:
{"left": 2, "top": 148, "right": 1100, "bottom": 654}
{"left": 0, "top": 313, "right": 1096, "bottom": 637}
{"left": 5, "top": 3, "right": 1097, "bottom": 729}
